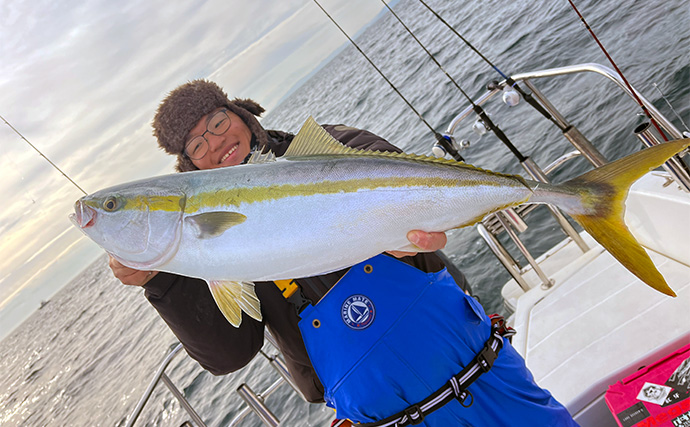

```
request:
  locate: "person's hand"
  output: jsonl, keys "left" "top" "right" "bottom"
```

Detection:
{"left": 108, "top": 255, "right": 158, "bottom": 287}
{"left": 387, "top": 230, "right": 448, "bottom": 258}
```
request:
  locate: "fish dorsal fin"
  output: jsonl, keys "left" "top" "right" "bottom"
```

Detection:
{"left": 246, "top": 149, "right": 276, "bottom": 164}
{"left": 284, "top": 116, "right": 362, "bottom": 158}
{"left": 284, "top": 116, "right": 464, "bottom": 166}
{"left": 185, "top": 211, "right": 247, "bottom": 239}
{"left": 285, "top": 117, "right": 524, "bottom": 182}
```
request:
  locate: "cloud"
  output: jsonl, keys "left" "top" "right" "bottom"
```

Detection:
{"left": 0, "top": 0, "right": 388, "bottom": 333}
{"left": 210, "top": 0, "right": 388, "bottom": 109}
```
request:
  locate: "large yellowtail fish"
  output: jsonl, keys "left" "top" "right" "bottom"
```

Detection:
{"left": 71, "top": 117, "right": 690, "bottom": 326}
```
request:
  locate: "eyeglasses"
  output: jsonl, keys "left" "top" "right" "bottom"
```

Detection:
{"left": 184, "top": 109, "right": 231, "bottom": 160}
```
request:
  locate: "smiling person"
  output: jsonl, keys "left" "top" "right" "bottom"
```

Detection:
{"left": 109, "top": 80, "right": 577, "bottom": 426}
{"left": 179, "top": 106, "right": 252, "bottom": 169}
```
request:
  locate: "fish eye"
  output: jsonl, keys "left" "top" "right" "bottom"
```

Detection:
{"left": 103, "top": 196, "right": 120, "bottom": 212}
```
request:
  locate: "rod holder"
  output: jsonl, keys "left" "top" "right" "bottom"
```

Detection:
{"left": 634, "top": 122, "right": 690, "bottom": 192}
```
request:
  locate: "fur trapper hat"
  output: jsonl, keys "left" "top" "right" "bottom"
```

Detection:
{"left": 152, "top": 79, "right": 269, "bottom": 172}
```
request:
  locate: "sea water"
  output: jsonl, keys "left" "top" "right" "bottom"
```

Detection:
{"left": 1, "top": 0, "right": 688, "bottom": 425}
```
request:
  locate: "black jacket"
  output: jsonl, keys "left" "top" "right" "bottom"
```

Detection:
{"left": 143, "top": 125, "right": 468, "bottom": 402}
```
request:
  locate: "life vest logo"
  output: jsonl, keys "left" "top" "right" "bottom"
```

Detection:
{"left": 341, "top": 294, "right": 375, "bottom": 330}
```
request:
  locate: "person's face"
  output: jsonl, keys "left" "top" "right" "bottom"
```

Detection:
{"left": 185, "top": 107, "right": 252, "bottom": 170}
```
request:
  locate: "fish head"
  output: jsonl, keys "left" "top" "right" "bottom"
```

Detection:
{"left": 70, "top": 183, "right": 187, "bottom": 269}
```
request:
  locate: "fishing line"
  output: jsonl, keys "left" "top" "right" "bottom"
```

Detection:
{"left": 415, "top": 0, "right": 560, "bottom": 129}
{"left": 378, "top": 0, "right": 527, "bottom": 162}
{"left": 311, "top": 0, "right": 464, "bottom": 160}
{"left": 1, "top": 114, "right": 87, "bottom": 195}
{"left": 378, "top": 0, "right": 472, "bottom": 106}
{"left": 652, "top": 83, "right": 689, "bottom": 133}
{"left": 566, "top": 0, "right": 669, "bottom": 141}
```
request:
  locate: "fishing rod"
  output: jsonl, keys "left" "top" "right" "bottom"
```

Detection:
{"left": 377, "top": 0, "right": 528, "bottom": 163}
{"left": 415, "top": 0, "right": 560, "bottom": 129}
{"left": 566, "top": 0, "right": 669, "bottom": 141}
{"left": 1, "top": 114, "right": 87, "bottom": 195}
{"left": 378, "top": 1, "right": 590, "bottom": 253}
{"left": 311, "top": 0, "right": 464, "bottom": 160}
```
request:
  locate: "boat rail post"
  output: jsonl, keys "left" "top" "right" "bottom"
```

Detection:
{"left": 476, "top": 222, "right": 531, "bottom": 292}
{"left": 228, "top": 377, "right": 286, "bottom": 426}
{"left": 160, "top": 373, "right": 207, "bottom": 427}
{"left": 125, "top": 343, "right": 207, "bottom": 427}
{"left": 126, "top": 331, "right": 309, "bottom": 427}
{"left": 522, "top": 79, "right": 607, "bottom": 167}
{"left": 634, "top": 122, "right": 690, "bottom": 192}
{"left": 261, "top": 330, "right": 307, "bottom": 399}
{"left": 236, "top": 384, "right": 281, "bottom": 427}
{"left": 520, "top": 157, "right": 590, "bottom": 253}
{"left": 495, "top": 211, "right": 554, "bottom": 289}
{"left": 260, "top": 350, "right": 306, "bottom": 400}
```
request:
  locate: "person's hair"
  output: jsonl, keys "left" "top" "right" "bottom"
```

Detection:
{"left": 152, "top": 79, "right": 269, "bottom": 172}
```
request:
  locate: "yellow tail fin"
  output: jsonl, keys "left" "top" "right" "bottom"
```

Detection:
{"left": 564, "top": 138, "right": 690, "bottom": 297}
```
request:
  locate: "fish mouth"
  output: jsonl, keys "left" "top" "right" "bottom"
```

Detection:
{"left": 72, "top": 200, "right": 97, "bottom": 228}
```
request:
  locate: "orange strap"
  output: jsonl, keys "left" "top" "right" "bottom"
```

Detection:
{"left": 274, "top": 279, "right": 299, "bottom": 298}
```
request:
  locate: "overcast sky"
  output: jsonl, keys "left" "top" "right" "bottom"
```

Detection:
{"left": 0, "top": 0, "right": 391, "bottom": 339}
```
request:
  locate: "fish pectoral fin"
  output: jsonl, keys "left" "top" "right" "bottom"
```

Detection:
{"left": 207, "top": 280, "right": 262, "bottom": 327}
{"left": 185, "top": 211, "right": 247, "bottom": 239}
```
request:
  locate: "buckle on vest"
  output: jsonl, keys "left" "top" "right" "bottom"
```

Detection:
{"left": 457, "top": 390, "right": 474, "bottom": 408}
{"left": 489, "top": 313, "right": 515, "bottom": 342}
{"left": 403, "top": 404, "right": 425, "bottom": 425}
{"left": 476, "top": 345, "right": 498, "bottom": 372}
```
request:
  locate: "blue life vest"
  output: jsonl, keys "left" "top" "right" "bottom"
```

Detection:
{"left": 298, "top": 254, "right": 578, "bottom": 426}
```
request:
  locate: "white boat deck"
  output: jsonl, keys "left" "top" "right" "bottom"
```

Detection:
{"left": 501, "top": 173, "right": 690, "bottom": 425}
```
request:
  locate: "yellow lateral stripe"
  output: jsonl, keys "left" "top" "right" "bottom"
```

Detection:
{"left": 184, "top": 176, "right": 509, "bottom": 213}
{"left": 86, "top": 174, "right": 524, "bottom": 215}
{"left": 127, "top": 195, "right": 185, "bottom": 212}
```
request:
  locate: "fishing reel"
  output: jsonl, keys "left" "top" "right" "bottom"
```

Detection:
{"left": 487, "top": 80, "right": 521, "bottom": 107}
{"left": 472, "top": 119, "right": 490, "bottom": 136}
{"left": 432, "top": 135, "right": 470, "bottom": 158}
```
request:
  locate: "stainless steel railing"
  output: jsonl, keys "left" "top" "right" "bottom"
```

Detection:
{"left": 441, "top": 63, "right": 690, "bottom": 294}
{"left": 476, "top": 150, "right": 586, "bottom": 294}
{"left": 444, "top": 62, "right": 690, "bottom": 189}
{"left": 125, "top": 330, "right": 303, "bottom": 427}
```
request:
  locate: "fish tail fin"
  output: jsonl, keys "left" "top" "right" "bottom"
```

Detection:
{"left": 559, "top": 138, "right": 690, "bottom": 297}
{"left": 208, "top": 280, "right": 263, "bottom": 327}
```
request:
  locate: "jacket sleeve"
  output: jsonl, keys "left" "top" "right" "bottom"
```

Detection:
{"left": 143, "top": 273, "right": 326, "bottom": 402}
{"left": 143, "top": 273, "right": 265, "bottom": 375}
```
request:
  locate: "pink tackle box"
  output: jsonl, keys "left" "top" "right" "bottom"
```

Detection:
{"left": 605, "top": 343, "right": 690, "bottom": 427}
